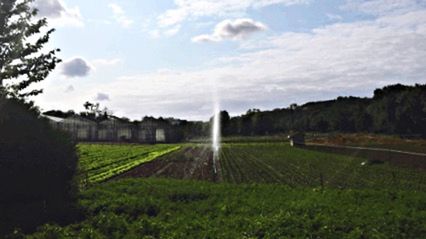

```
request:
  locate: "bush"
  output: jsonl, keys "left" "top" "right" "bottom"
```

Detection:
{"left": 0, "top": 97, "right": 79, "bottom": 235}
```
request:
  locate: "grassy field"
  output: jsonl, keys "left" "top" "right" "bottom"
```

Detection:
{"left": 28, "top": 178, "right": 426, "bottom": 239}
{"left": 23, "top": 142, "right": 426, "bottom": 238}
{"left": 78, "top": 144, "right": 181, "bottom": 184}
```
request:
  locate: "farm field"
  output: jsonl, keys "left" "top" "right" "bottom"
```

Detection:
{"left": 122, "top": 143, "right": 426, "bottom": 190}
{"left": 22, "top": 142, "right": 426, "bottom": 238}
{"left": 307, "top": 133, "right": 426, "bottom": 154}
{"left": 78, "top": 144, "right": 181, "bottom": 184}
{"left": 28, "top": 178, "right": 426, "bottom": 238}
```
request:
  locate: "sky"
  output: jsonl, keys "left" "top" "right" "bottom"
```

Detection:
{"left": 31, "top": 0, "right": 426, "bottom": 120}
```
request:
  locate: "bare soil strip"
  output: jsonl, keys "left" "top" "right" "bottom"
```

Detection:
{"left": 117, "top": 145, "right": 221, "bottom": 182}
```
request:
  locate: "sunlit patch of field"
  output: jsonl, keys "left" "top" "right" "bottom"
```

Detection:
{"left": 77, "top": 144, "right": 181, "bottom": 184}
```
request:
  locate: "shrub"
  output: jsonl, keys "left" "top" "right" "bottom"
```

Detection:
{"left": 0, "top": 97, "right": 79, "bottom": 235}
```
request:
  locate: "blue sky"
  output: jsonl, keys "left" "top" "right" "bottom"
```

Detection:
{"left": 32, "top": 0, "right": 426, "bottom": 120}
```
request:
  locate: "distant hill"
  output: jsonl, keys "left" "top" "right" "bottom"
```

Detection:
{"left": 222, "top": 84, "right": 426, "bottom": 137}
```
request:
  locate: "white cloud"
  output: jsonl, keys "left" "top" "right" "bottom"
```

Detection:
{"left": 95, "top": 93, "right": 110, "bottom": 101}
{"left": 64, "top": 85, "right": 74, "bottom": 93}
{"left": 95, "top": 9, "right": 426, "bottom": 120}
{"left": 36, "top": 2, "right": 426, "bottom": 120}
{"left": 61, "top": 57, "right": 92, "bottom": 78}
{"left": 33, "top": 0, "right": 84, "bottom": 27}
{"left": 343, "top": 0, "right": 426, "bottom": 16}
{"left": 108, "top": 3, "right": 133, "bottom": 28}
{"left": 326, "top": 13, "right": 343, "bottom": 21}
{"left": 192, "top": 18, "right": 267, "bottom": 42}
{"left": 158, "top": 0, "right": 310, "bottom": 27}
{"left": 147, "top": 25, "right": 181, "bottom": 38}
{"left": 164, "top": 25, "right": 182, "bottom": 37}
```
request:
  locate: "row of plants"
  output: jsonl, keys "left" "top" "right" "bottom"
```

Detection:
{"left": 24, "top": 178, "right": 426, "bottom": 239}
{"left": 78, "top": 144, "right": 181, "bottom": 184}
{"left": 219, "top": 143, "right": 426, "bottom": 190}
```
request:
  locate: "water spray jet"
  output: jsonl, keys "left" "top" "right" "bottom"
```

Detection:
{"left": 212, "top": 103, "right": 220, "bottom": 174}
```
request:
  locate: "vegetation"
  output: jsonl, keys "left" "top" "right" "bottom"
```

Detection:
{"left": 26, "top": 178, "right": 426, "bottom": 239}
{"left": 4, "top": 142, "right": 420, "bottom": 238}
{"left": 0, "top": 0, "right": 60, "bottom": 99}
{"left": 0, "top": 98, "right": 78, "bottom": 235}
{"left": 219, "top": 143, "right": 425, "bottom": 190}
{"left": 307, "top": 133, "right": 426, "bottom": 154}
{"left": 119, "top": 142, "right": 426, "bottom": 192}
{"left": 78, "top": 144, "right": 181, "bottom": 185}
{"left": 43, "top": 84, "right": 426, "bottom": 142}
{"left": 0, "top": 0, "right": 77, "bottom": 235}
{"left": 222, "top": 84, "right": 426, "bottom": 138}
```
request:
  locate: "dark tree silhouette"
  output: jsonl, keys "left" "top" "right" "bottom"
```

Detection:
{"left": 0, "top": 0, "right": 78, "bottom": 235}
{"left": 0, "top": 0, "right": 61, "bottom": 99}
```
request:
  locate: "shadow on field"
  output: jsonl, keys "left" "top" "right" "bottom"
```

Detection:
{"left": 301, "top": 144, "right": 426, "bottom": 171}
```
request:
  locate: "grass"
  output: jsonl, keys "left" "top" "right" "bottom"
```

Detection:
{"left": 78, "top": 144, "right": 181, "bottom": 184}
{"left": 27, "top": 178, "right": 426, "bottom": 239}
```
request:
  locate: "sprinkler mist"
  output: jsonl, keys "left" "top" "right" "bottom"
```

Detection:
{"left": 212, "top": 103, "right": 220, "bottom": 174}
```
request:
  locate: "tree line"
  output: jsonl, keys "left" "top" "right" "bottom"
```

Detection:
{"left": 217, "top": 84, "right": 426, "bottom": 138}
{"left": 47, "top": 83, "right": 426, "bottom": 140}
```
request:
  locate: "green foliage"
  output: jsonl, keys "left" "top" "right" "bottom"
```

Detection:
{"left": 0, "top": 97, "right": 79, "bottom": 235}
{"left": 222, "top": 84, "right": 426, "bottom": 137}
{"left": 78, "top": 144, "right": 181, "bottom": 185}
{"left": 28, "top": 178, "right": 426, "bottom": 238}
{"left": 0, "top": 0, "right": 61, "bottom": 99}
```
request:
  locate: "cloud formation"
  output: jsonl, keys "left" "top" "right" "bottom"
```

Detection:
{"left": 64, "top": 85, "right": 74, "bottom": 93}
{"left": 95, "top": 93, "right": 110, "bottom": 101}
{"left": 33, "top": 0, "right": 83, "bottom": 27}
{"left": 36, "top": 0, "right": 426, "bottom": 120}
{"left": 343, "top": 0, "right": 426, "bottom": 16}
{"left": 158, "top": 0, "right": 310, "bottom": 27}
{"left": 98, "top": 8, "right": 426, "bottom": 120}
{"left": 61, "top": 58, "right": 92, "bottom": 78}
{"left": 108, "top": 3, "right": 133, "bottom": 28}
{"left": 192, "top": 18, "right": 267, "bottom": 42}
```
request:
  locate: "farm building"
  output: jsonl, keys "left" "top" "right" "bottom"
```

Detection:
{"left": 43, "top": 115, "right": 97, "bottom": 141}
{"left": 137, "top": 120, "right": 169, "bottom": 143}
{"left": 42, "top": 113, "right": 180, "bottom": 143}
{"left": 98, "top": 117, "right": 133, "bottom": 142}
{"left": 42, "top": 114, "right": 64, "bottom": 129}
{"left": 155, "top": 128, "right": 166, "bottom": 142}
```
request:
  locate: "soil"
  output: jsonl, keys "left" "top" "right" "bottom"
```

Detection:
{"left": 117, "top": 145, "right": 222, "bottom": 182}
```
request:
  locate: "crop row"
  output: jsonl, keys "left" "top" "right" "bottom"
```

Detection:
{"left": 219, "top": 143, "right": 426, "bottom": 190}
{"left": 78, "top": 144, "right": 181, "bottom": 185}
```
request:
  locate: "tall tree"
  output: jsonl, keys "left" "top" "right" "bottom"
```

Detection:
{"left": 0, "top": 0, "right": 61, "bottom": 99}
{"left": 0, "top": 1, "right": 77, "bottom": 235}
